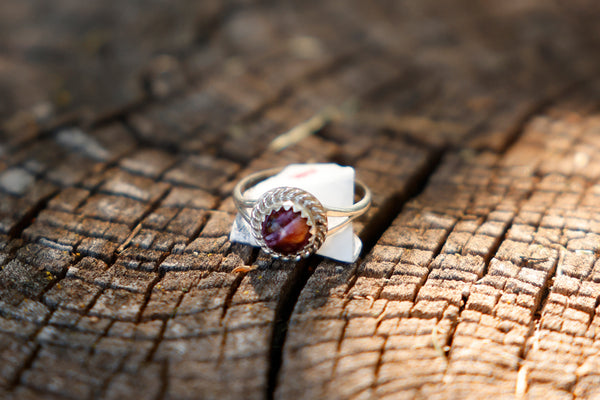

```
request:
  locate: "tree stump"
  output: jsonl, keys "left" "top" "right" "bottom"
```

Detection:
{"left": 2, "top": 1, "right": 600, "bottom": 399}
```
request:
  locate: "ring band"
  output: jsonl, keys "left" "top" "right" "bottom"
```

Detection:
{"left": 233, "top": 167, "right": 371, "bottom": 261}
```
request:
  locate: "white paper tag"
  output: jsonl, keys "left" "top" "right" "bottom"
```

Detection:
{"left": 230, "top": 163, "right": 361, "bottom": 263}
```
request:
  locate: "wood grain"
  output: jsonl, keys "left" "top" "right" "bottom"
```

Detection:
{"left": 2, "top": 1, "right": 600, "bottom": 399}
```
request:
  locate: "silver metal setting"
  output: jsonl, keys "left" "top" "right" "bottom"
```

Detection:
{"left": 250, "top": 187, "right": 327, "bottom": 261}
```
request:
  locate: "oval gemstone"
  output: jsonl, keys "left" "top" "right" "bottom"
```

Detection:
{"left": 261, "top": 207, "right": 311, "bottom": 255}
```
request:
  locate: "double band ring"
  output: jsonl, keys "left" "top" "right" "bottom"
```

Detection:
{"left": 233, "top": 167, "right": 371, "bottom": 261}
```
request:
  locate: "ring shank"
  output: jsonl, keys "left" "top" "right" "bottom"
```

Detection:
{"left": 233, "top": 167, "right": 371, "bottom": 235}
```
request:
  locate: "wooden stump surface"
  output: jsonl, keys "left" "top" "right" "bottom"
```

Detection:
{"left": 2, "top": 1, "right": 600, "bottom": 399}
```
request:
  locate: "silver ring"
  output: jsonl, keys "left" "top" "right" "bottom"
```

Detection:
{"left": 233, "top": 167, "right": 371, "bottom": 261}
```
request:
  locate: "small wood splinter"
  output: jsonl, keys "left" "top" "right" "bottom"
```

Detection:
{"left": 232, "top": 265, "right": 258, "bottom": 273}
{"left": 515, "top": 364, "right": 529, "bottom": 400}
{"left": 116, "top": 223, "right": 142, "bottom": 254}
{"left": 431, "top": 325, "right": 449, "bottom": 363}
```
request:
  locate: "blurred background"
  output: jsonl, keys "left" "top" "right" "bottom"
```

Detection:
{"left": 2, "top": 0, "right": 600, "bottom": 143}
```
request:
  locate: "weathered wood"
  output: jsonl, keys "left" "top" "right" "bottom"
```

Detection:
{"left": 2, "top": 1, "right": 600, "bottom": 399}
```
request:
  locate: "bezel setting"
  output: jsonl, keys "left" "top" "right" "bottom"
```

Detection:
{"left": 250, "top": 187, "right": 327, "bottom": 261}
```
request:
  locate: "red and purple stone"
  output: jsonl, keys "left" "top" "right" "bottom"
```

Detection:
{"left": 261, "top": 207, "right": 312, "bottom": 255}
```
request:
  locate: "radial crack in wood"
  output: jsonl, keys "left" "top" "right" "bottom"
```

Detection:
{"left": 2, "top": 1, "right": 600, "bottom": 400}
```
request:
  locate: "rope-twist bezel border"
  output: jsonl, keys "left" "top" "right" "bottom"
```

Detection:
{"left": 250, "top": 187, "right": 327, "bottom": 261}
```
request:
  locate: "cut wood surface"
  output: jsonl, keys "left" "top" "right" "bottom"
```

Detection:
{"left": 2, "top": 1, "right": 600, "bottom": 399}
